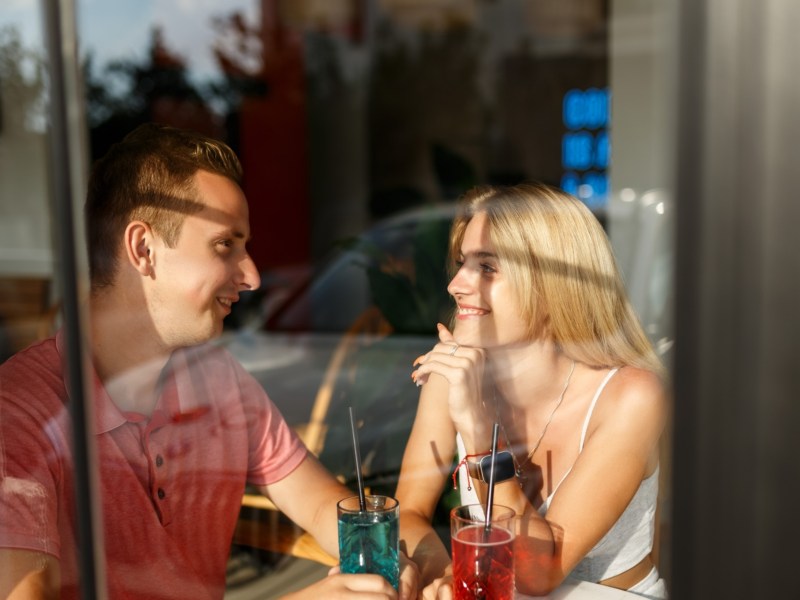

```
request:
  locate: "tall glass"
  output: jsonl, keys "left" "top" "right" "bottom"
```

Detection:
{"left": 337, "top": 494, "right": 399, "bottom": 589}
{"left": 450, "top": 504, "right": 515, "bottom": 600}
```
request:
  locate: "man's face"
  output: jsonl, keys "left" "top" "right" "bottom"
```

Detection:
{"left": 148, "top": 170, "right": 260, "bottom": 349}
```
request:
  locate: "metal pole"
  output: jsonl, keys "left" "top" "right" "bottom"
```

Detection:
{"left": 40, "top": 0, "right": 106, "bottom": 598}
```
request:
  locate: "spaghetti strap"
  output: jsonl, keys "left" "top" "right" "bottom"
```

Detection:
{"left": 579, "top": 368, "right": 619, "bottom": 452}
{"left": 540, "top": 367, "right": 621, "bottom": 510}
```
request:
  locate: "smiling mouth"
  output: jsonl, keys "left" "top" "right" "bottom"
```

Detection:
{"left": 456, "top": 306, "right": 488, "bottom": 317}
{"left": 217, "top": 297, "right": 234, "bottom": 309}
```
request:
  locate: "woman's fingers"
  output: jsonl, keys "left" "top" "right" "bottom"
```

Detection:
{"left": 436, "top": 322, "right": 456, "bottom": 344}
{"left": 397, "top": 551, "right": 420, "bottom": 600}
{"left": 421, "top": 574, "right": 453, "bottom": 600}
{"left": 411, "top": 347, "right": 480, "bottom": 387}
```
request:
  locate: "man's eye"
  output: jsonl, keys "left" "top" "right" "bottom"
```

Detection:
{"left": 217, "top": 240, "right": 232, "bottom": 249}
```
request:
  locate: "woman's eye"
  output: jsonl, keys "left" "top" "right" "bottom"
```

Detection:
{"left": 480, "top": 263, "right": 497, "bottom": 274}
{"left": 454, "top": 259, "right": 464, "bottom": 269}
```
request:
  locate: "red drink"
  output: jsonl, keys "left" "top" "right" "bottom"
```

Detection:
{"left": 451, "top": 524, "right": 514, "bottom": 600}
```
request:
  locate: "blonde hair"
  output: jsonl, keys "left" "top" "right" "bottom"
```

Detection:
{"left": 449, "top": 183, "right": 664, "bottom": 376}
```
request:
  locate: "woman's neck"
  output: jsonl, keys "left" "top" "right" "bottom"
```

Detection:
{"left": 489, "top": 340, "right": 572, "bottom": 410}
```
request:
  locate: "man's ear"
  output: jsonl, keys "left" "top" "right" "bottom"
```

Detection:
{"left": 124, "top": 221, "right": 154, "bottom": 276}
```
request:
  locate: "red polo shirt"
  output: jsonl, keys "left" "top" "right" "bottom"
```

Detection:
{"left": 0, "top": 331, "right": 308, "bottom": 599}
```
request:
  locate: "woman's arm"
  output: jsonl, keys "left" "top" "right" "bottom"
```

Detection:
{"left": 473, "top": 367, "right": 668, "bottom": 595}
{"left": 394, "top": 373, "right": 457, "bottom": 588}
{"left": 407, "top": 329, "right": 667, "bottom": 595}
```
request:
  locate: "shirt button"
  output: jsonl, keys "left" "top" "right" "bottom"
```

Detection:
{"left": 157, "top": 488, "right": 166, "bottom": 500}
{"left": 156, "top": 455, "right": 164, "bottom": 467}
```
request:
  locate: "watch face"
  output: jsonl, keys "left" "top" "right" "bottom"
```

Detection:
{"left": 479, "top": 450, "right": 516, "bottom": 482}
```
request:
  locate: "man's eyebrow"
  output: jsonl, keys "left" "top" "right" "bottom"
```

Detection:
{"left": 213, "top": 228, "right": 251, "bottom": 242}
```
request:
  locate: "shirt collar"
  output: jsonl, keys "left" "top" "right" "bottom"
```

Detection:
{"left": 55, "top": 328, "right": 183, "bottom": 435}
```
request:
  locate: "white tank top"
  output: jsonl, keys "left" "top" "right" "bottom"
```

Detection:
{"left": 456, "top": 368, "right": 659, "bottom": 582}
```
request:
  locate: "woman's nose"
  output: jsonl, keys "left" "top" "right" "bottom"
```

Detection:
{"left": 447, "top": 266, "right": 472, "bottom": 297}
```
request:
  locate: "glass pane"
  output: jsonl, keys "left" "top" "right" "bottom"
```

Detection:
{"left": 0, "top": 5, "right": 54, "bottom": 362}
{"left": 1, "top": 0, "right": 674, "bottom": 598}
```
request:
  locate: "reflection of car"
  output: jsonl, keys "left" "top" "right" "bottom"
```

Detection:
{"left": 219, "top": 192, "right": 675, "bottom": 494}
{"left": 218, "top": 204, "right": 456, "bottom": 493}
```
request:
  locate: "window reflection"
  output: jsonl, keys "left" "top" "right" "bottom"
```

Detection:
{"left": 0, "top": 0, "right": 677, "bottom": 597}
{"left": 0, "top": 20, "right": 55, "bottom": 362}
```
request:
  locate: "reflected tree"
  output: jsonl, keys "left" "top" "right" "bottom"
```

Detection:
{"left": 84, "top": 26, "right": 229, "bottom": 160}
{"left": 0, "top": 26, "right": 46, "bottom": 133}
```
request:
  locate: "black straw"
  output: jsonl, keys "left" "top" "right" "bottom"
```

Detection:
{"left": 484, "top": 423, "right": 501, "bottom": 532}
{"left": 349, "top": 407, "right": 367, "bottom": 512}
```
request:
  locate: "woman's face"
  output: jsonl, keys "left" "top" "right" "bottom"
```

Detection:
{"left": 447, "top": 212, "right": 530, "bottom": 349}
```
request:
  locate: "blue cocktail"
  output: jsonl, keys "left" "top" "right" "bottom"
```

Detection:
{"left": 337, "top": 494, "right": 399, "bottom": 589}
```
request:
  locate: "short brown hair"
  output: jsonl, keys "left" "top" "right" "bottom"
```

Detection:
{"left": 85, "top": 123, "right": 243, "bottom": 288}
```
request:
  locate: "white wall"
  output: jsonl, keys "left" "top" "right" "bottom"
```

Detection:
{"left": 608, "top": 0, "right": 676, "bottom": 350}
{"left": 0, "top": 20, "right": 54, "bottom": 278}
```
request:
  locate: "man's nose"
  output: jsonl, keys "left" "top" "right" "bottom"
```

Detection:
{"left": 239, "top": 253, "right": 261, "bottom": 290}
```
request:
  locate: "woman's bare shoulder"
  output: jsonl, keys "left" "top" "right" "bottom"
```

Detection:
{"left": 594, "top": 365, "right": 668, "bottom": 429}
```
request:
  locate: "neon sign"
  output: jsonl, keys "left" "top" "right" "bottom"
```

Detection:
{"left": 560, "top": 87, "right": 609, "bottom": 210}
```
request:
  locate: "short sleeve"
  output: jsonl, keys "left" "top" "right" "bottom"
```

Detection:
{"left": 0, "top": 340, "right": 67, "bottom": 558}
{"left": 227, "top": 354, "right": 309, "bottom": 486}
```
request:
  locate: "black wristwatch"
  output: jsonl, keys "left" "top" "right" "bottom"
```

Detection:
{"left": 466, "top": 450, "right": 516, "bottom": 483}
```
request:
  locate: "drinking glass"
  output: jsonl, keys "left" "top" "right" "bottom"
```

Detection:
{"left": 450, "top": 504, "right": 515, "bottom": 600}
{"left": 337, "top": 494, "right": 399, "bottom": 589}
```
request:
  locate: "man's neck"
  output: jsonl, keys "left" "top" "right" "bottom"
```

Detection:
{"left": 89, "top": 288, "right": 171, "bottom": 416}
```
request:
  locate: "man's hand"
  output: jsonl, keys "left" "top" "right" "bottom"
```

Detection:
{"left": 281, "top": 572, "right": 398, "bottom": 599}
{"left": 320, "top": 550, "right": 419, "bottom": 600}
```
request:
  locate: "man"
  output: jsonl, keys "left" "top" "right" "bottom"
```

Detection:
{"left": 0, "top": 124, "right": 415, "bottom": 599}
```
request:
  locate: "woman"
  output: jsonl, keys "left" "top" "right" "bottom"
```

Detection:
{"left": 395, "top": 183, "right": 668, "bottom": 599}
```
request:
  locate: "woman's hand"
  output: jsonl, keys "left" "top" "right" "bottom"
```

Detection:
{"left": 411, "top": 323, "right": 492, "bottom": 452}
{"left": 398, "top": 550, "right": 421, "bottom": 600}
{"left": 420, "top": 567, "right": 453, "bottom": 600}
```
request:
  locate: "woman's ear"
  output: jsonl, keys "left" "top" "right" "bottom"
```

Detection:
{"left": 124, "top": 221, "right": 154, "bottom": 277}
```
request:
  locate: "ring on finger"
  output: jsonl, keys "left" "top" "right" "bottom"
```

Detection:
{"left": 449, "top": 344, "right": 460, "bottom": 356}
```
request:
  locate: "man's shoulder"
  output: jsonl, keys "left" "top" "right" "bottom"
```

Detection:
{"left": 0, "top": 336, "right": 61, "bottom": 381}
{"left": 179, "top": 341, "right": 239, "bottom": 374}
{"left": 181, "top": 339, "right": 229, "bottom": 357}
{"left": 0, "top": 336, "right": 67, "bottom": 424}
{"left": 176, "top": 341, "right": 260, "bottom": 395}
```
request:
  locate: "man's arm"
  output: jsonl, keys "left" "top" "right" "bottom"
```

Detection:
{"left": 0, "top": 549, "right": 59, "bottom": 599}
{"left": 257, "top": 453, "right": 419, "bottom": 600}
{"left": 256, "top": 452, "right": 349, "bottom": 558}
